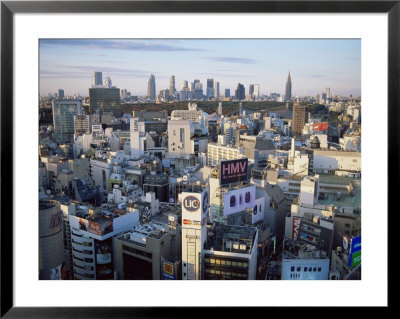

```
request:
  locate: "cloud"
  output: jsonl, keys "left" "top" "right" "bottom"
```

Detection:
{"left": 205, "top": 57, "right": 257, "bottom": 64}
{"left": 40, "top": 39, "right": 206, "bottom": 52}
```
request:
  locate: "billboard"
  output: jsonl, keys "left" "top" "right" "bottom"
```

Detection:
{"left": 251, "top": 196, "right": 265, "bottom": 224}
{"left": 161, "top": 260, "right": 176, "bottom": 280}
{"left": 220, "top": 158, "right": 248, "bottom": 186}
{"left": 182, "top": 188, "right": 209, "bottom": 229}
{"left": 349, "top": 235, "right": 361, "bottom": 268}
{"left": 312, "top": 122, "right": 328, "bottom": 131}
{"left": 223, "top": 185, "right": 255, "bottom": 216}
{"left": 70, "top": 215, "right": 113, "bottom": 237}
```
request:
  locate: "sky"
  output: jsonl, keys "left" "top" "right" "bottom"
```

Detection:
{"left": 39, "top": 39, "right": 361, "bottom": 97}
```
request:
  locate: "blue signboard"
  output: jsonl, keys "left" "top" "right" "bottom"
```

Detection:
{"left": 349, "top": 236, "right": 361, "bottom": 268}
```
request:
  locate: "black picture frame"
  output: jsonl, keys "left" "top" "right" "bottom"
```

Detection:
{"left": 1, "top": 0, "right": 395, "bottom": 317}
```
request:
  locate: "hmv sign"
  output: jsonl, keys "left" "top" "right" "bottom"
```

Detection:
{"left": 220, "top": 158, "right": 248, "bottom": 186}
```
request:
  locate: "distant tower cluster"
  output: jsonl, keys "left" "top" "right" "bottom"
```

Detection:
{"left": 285, "top": 72, "right": 292, "bottom": 101}
{"left": 148, "top": 74, "right": 156, "bottom": 100}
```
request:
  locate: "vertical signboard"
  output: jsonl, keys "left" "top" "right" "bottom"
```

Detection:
{"left": 292, "top": 217, "right": 301, "bottom": 240}
{"left": 349, "top": 236, "right": 361, "bottom": 268}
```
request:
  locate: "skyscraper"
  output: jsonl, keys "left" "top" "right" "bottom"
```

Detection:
{"left": 58, "top": 89, "right": 64, "bottom": 99}
{"left": 235, "top": 83, "right": 245, "bottom": 100}
{"left": 170, "top": 76, "right": 176, "bottom": 96}
{"left": 92, "top": 72, "right": 103, "bottom": 87}
{"left": 326, "top": 88, "right": 331, "bottom": 99}
{"left": 181, "top": 80, "right": 188, "bottom": 90}
{"left": 207, "top": 79, "right": 214, "bottom": 98}
{"left": 285, "top": 72, "right": 292, "bottom": 101}
{"left": 249, "top": 84, "right": 255, "bottom": 95}
{"left": 253, "top": 84, "right": 260, "bottom": 98}
{"left": 224, "top": 89, "right": 230, "bottom": 98}
{"left": 214, "top": 81, "right": 220, "bottom": 99}
{"left": 104, "top": 76, "right": 112, "bottom": 88}
{"left": 292, "top": 102, "right": 308, "bottom": 136}
{"left": 148, "top": 74, "right": 156, "bottom": 100}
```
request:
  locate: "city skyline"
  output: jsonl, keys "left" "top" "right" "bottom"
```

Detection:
{"left": 40, "top": 39, "right": 361, "bottom": 97}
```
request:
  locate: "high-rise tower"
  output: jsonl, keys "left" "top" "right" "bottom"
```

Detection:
{"left": 148, "top": 74, "right": 156, "bottom": 100}
{"left": 285, "top": 72, "right": 292, "bottom": 101}
{"left": 92, "top": 72, "right": 103, "bottom": 87}
{"left": 169, "top": 75, "right": 176, "bottom": 96}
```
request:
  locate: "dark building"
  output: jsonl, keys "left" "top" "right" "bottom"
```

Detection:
{"left": 292, "top": 102, "right": 309, "bottom": 136}
{"left": 235, "top": 83, "right": 245, "bottom": 101}
{"left": 89, "top": 87, "right": 121, "bottom": 118}
{"left": 143, "top": 173, "right": 169, "bottom": 202}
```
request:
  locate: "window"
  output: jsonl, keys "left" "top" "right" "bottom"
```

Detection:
{"left": 304, "top": 267, "right": 307, "bottom": 272}
{"left": 297, "top": 266, "right": 301, "bottom": 272}
{"left": 318, "top": 267, "right": 321, "bottom": 272}
{"left": 291, "top": 266, "right": 295, "bottom": 272}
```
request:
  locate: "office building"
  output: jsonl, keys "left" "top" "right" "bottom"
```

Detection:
{"left": 214, "top": 81, "right": 220, "bottom": 99}
{"left": 147, "top": 74, "right": 156, "bottom": 100}
{"left": 169, "top": 75, "right": 176, "bottom": 96}
{"left": 74, "top": 115, "right": 91, "bottom": 136}
{"left": 206, "top": 78, "right": 214, "bottom": 98}
{"left": 89, "top": 87, "right": 121, "bottom": 118}
{"left": 58, "top": 89, "right": 64, "bottom": 99}
{"left": 285, "top": 72, "right": 292, "bottom": 101}
{"left": 39, "top": 200, "right": 65, "bottom": 280}
{"left": 224, "top": 89, "right": 230, "bottom": 98}
{"left": 52, "top": 99, "right": 82, "bottom": 143}
{"left": 181, "top": 80, "right": 188, "bottom": 90}
{"left": 292, "top": 102, "right": 308, "bottom": 136}
{"left": 104, "top": 76, "right": 112, "bottom": 88}
{"left": 92, "top": 72, "right": 103, "bottom": 87}
{"left": 160, "top": 89, "right": 170, "bottom": 101}
{"left": 235, "top": 83, "right": 245, "bottom": 100}
{"left": 249, "top": 84, "right": 254, "bottom": 95}
{"left": 253, "top": 84, "right": 260, "bottom": 98}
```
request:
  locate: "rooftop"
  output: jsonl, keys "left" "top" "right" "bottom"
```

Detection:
{"left": 204, "top": 224, "right": 257, "bottom": 254}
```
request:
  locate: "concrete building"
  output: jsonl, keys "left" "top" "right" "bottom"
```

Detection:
{"left": 281, "top": 239, "right": 330, "bottom": 280}
{"left": 92, "top": 72, "right": 103, "bottom": 87}
{"left": 147, "top": 74, "right": 156, "bottom": 100}
{"left": 167, "top": 119, "right": 208, "bottom": 158}
{"left": 74, "top": 115, "right": 91, "bottom": 136}
{"left": 114, "top": 216, "right": 181, "bottom": 280}
{"left": 69, "top": 204, "right": 139, "bottom": 279}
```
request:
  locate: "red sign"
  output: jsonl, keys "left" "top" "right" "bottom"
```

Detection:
{"left": 292, "top": 217, "right": 300, "bottom": 240}
{"left": 313, "top": 122, "right": 328, "bottom": 131}
{"left": 182, "top": 219, "right": 192, "bottom": 225}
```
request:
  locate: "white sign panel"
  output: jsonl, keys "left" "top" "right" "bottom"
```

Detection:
{"left": 251, "top": 196, "right": 265, "bottom": 224}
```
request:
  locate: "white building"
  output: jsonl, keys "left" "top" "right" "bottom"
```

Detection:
{"left": 69, "top": 204, "right": 139, "bottom": 280}
{"left": 167, "top": 119, "right": 208, "bottom": 158}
